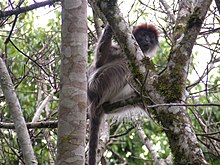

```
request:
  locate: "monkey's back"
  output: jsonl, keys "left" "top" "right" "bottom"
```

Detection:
{"left": 88, "top": 46, "right": 131, "bottom": 105}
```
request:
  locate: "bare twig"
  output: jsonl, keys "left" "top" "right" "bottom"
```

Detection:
{"left": 0, "top": 120, "right": 58, "bottom": 129}
{"left": 4, "top": 15, "right": 18, "bottom": 44}
{"left": 32, "top": 89, "right": 56, "bottom": 122}
{"left": 159, "top": 0, "right": 175, "bottom": 22}
{"left": 110, "top": 126, "right": 135, "bottom": 138}
{"left": 0, "top": 0, "right": 60, "bottom": 18}
{"left": 9, "top": 40, "right": 54, "bottom": 87}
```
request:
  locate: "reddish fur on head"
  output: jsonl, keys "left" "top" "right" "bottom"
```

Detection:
{"left": 132, "top": 23, "right": 159, "bottom": 38}
{"left": 132, "top": 23, "right": 159, "bottom": 54}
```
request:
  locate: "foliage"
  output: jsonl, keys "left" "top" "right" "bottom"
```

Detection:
{"left": 0, "top": 0, "right": 220, "bottom": 164}
{"left": 0, "top": 2, "right": 60, "bottom": 164}
{"left": 107, "top": 120, "right": 170, "bottom": 165}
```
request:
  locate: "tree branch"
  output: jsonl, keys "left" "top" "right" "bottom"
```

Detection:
{"left": 159, "top": 0, "right": 175, "bottom": 22}
{"left": 153, "top": 0, "right": 212, "bottom": 164}
{"left": 32, "top": 89, "right": 56, "bottom": 122}
{"left": 137, "top": 126, "right": 170, "bottom": 164}
{"left": 0, "top": 120, "right": 57, "bottom": 129}
{"left": 0, "top": 0, "right": 60, "bottom": 18}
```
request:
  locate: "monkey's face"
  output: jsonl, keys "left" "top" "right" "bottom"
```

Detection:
{"left": 133, "top": 29, "right": 159, "bottom": 54}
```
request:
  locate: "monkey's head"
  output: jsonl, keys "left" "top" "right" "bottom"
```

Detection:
{"left": 132, "top": 23, "right": 159, "bottom": 54}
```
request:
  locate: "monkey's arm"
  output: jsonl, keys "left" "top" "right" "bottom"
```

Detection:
{"left": 95, "top": 24, "right": 113, "bottom": 68}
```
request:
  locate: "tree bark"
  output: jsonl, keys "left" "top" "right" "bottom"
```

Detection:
{"left": 0, "top": 58, "right": 38, "bottom": 165}
{"left": 56, "top": 0, "right": 88, "bottom": 164}
{"left": 154, "top": 1, "right": 212, "bottom": 164}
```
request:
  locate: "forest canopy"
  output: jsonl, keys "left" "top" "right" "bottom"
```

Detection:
{"left": 0, "top": 0, "right": 220, "bottom": 164}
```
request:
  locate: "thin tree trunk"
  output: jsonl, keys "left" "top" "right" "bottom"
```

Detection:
{"left": 0, "top": 58, "right": 38, "bottom": 164}
{"left": 56, "top": 0, "right": 88, "bottom": 164}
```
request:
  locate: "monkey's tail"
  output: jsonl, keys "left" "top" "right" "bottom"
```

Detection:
{"left": 88, "top": 105, "right": 104, "bottom": 165}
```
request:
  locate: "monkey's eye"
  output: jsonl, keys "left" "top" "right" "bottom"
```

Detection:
{"left": 150, "top": 35, "right": 157, "bottom": 43}
{"left": 145, "top": 37, "right": 150, "bottom": 43}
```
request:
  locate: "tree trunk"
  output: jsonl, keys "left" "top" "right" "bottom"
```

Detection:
{"left": 0, "top": 58, "right": 37, "bottom": 165}
{"left": 56, "top": 0, "right": 88, "bottom": 164}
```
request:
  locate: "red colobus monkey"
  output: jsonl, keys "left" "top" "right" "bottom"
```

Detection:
{"left": 87, "top": 23, "right": 159, "bottom": 165}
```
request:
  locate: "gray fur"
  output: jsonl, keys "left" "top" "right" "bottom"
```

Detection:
{"left": 87, "top": 23, "right": 158, "bottom": 165}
